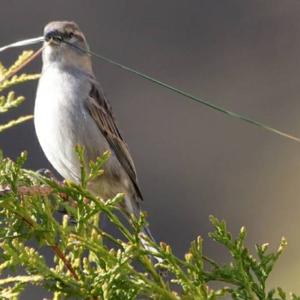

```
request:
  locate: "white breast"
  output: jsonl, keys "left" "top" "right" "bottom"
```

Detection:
{"left": 34, "top": 66, "right": 109, "bottom": 182}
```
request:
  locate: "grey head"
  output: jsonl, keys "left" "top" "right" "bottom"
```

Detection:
{"left": 42, "top": 21, "right": 92, "bottom": 72}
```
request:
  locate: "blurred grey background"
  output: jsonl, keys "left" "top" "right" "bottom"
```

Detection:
{"left": 1, "top": 0, "right": 300, "bottom": 297}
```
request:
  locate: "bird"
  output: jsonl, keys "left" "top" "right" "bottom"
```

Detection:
{"left": 34, "top": 21, "right": 155, "bottom": 246}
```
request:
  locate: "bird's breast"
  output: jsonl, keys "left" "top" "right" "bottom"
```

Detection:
{"left": 34, "top": 67, "right": 109, "bottom": 182}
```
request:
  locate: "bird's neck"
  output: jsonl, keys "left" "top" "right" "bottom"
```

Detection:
{"left": 42, "top": 48, "right": 93, "bottom": 75}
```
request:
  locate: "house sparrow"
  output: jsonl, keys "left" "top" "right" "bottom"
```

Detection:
{"left": 34, "top": 21, "right": 154, "bottom": 243}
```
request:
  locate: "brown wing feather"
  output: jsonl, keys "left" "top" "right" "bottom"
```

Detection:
{"left": 86, "top": 83, "right": 143, "bottom": 200}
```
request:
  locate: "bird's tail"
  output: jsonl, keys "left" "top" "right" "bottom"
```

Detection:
{"left": 139, "top": 224, "right": 163, "bottom": 264}
{"left": 124, "top": 196, "right": 162, "bottom": 264}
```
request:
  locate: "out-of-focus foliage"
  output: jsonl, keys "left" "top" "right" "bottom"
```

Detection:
{"left": 0, "top": 51, "right": 39, "bottom": 133}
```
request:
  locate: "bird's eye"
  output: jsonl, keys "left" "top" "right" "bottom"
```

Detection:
{"left": 62, "top": 32, "right": 74, "bottom": 40}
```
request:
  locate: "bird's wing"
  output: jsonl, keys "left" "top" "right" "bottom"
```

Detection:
{"left": 85, "top": 82, "right": 143, "bottom": 200}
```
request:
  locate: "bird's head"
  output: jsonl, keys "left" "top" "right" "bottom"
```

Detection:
{"left": 42, "top": 21, "right": 92, "bottom": 72}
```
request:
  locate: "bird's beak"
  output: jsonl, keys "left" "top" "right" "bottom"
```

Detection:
{"left": 44, "top": 31, "right": 63, "bottom": 46}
